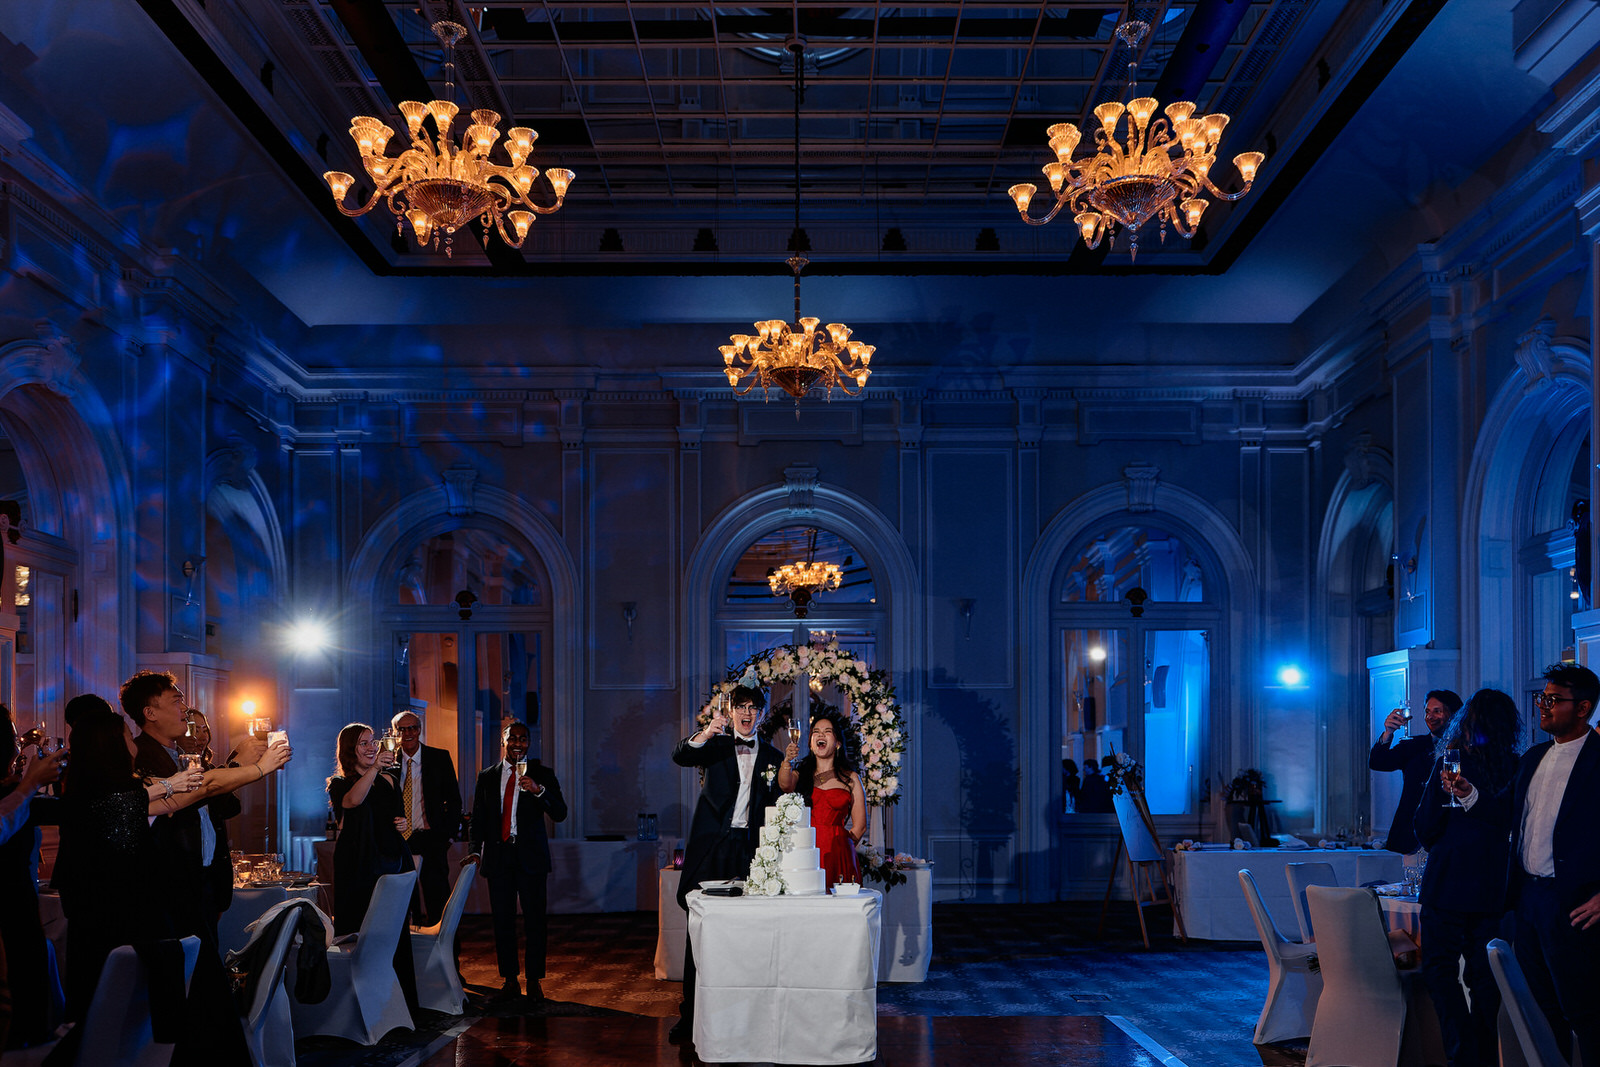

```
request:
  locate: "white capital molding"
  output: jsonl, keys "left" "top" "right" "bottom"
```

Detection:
{"left": 1513, "top": 317, "right": 1558, "bottom": 394}
{"left": 783, "top": 465, "right": 819, "bottom": 513}
{"left": 442, "top": 465, "right": 479, "bottom": 516}
{"left": 1123, "top": 463, "right": 1160, "bottom": 512}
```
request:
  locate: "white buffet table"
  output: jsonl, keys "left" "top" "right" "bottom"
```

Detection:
{"left": 687, "top": 888, "right": 881, "bottom": 1065}
{"left": 1173, "top": 847, "right": 1402, "bottom": 941}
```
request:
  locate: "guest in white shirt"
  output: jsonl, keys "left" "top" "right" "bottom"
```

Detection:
{"left": 1450, "top": 662, "right": 1600, "bottom": 1067}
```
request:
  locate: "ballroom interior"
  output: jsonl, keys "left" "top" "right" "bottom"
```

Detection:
{"left": 3, "top": 0, "right": 1600, "bottom": 1060}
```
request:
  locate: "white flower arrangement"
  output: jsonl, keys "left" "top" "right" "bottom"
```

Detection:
{"left": 696, "top": 639, "right": 907, "bottom": 806}
{"left": 746, "top": 792, "right": 809, "bottom": 895}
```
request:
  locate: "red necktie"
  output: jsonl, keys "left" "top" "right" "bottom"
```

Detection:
{"left": 501, "top": 769, "right": 516, "bottom": 841}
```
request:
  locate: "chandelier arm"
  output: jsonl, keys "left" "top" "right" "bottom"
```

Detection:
{"left": 1194, "top": 173, "right": 1254, "bottom": 202}
{"left": 330, "top": 186, "right": 389, "bottom": 218}
{"left": 1015, "top": 198, "right": 1069, "bottom": 227}
{"left": 490, "top": 213, "right": 530, "bottom": 249}
{"left": 1166, "top": 202, "right": 1197, "bottom": 240}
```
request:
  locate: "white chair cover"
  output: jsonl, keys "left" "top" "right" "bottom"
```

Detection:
{"left": 219, "top": 887, "right": 290, "bottom": 958}
{"left": 1487, "top": 938, "right": 1570, "bottom": 1067}
{"left": 7, "top": 936, "right": 202, "bottom": 1067}
{"left": 243, "top": 908, "right": 302, "bottom": 1067}
{"left": 410, "top": 858, "right": 479, "bottom": 1014}
{"left": 1354, "top": 853, "right": 1389, "bottom": 887}
{"left": 1238, "top": 869, "right": 1322, "bottom": 1044}
{"left": 1284, "top": 861, "right": 1338, "bottom": 945}
{"left": 290, "top": 870, "right": 417, "bottom": 1045}
{"left": 1305, "top": 885, "right": 1413, "bottom": 1067}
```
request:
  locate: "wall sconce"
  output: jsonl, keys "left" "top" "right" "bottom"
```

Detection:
{"left": 181, "top": 557, "right": 205, "bottom": 606}
{"left": 454, "top": 588, "right": 478, "bottom": 620}
{"left": 622, "top": 601, "right": 638, "bottom": 641}
{"left": 1125, "top": 586, "right": 1148, "bottom": 617}
{"left": 1390, "top": 551, "right": 1419, "bottom": 602}
{"left": 957, "top": 598, "right": 976, "bottom": 639}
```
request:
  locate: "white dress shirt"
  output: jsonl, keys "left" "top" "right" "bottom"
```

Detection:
{"left": 688, "top": 732, "right": 758, "bottom": 828}
{"left": 1519, "top": 732, "right": 1590, "bottom": 877}
{"left": 497, "top": 761, "right": 522, "bottom": 839}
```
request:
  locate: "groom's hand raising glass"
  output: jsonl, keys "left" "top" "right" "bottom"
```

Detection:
{"left": 701, "top": 709, "right": 729, "bottom": 739}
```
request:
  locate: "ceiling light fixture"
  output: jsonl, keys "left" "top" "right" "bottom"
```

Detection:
{"left": 323, "top": 20, "right": 575, "bottom": 257}
{"left": 1007, "top": 19, "right": 1264, "bottom": 261}
{"left": 720, "top": 40, "right": 875, "bottom": 402}
{"left": 768, "top": 528, "right": 843, "bottom": 618}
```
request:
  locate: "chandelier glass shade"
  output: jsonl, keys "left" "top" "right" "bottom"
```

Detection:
{"left": 323, "top": 21, "right": 574, "bottom": 257}
{"left": 769, "top": 558, "right": 843, "bottom": 618}
{"left": 1007, "top": 21, "right": 1264, "bottom": 261}
{"left": 720, "top": 40, "right": 875, "bottom": 401}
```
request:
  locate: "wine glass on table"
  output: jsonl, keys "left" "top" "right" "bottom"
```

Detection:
{"left": 1444, "top": 748, "right": 1463, "bottom": 808}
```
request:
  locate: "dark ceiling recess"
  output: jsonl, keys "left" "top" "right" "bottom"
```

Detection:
{"left": 482, "top": 9, "right": 1109, "bottom": 43}
{"left": 1152, "top": 0, "right": 1253, "bottom": 104}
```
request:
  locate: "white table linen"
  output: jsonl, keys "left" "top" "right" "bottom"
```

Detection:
{"left": 866, "top": 867, "right": 931, "bottom": 982}
{"left": 687, "top": 888, "right": 881, "bottom": 1065}
{"left": 656, "top": 868, "right": 686, "bottom": 980}
{"left": 1174, "top": 848, "right": 1402, "bottom": 941}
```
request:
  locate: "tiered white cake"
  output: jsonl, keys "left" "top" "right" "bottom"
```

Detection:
{"left": 762, "top": 803, "right": 826, "bottom": 895}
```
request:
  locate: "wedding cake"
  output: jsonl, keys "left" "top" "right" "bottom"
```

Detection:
{"left": 747, "top": 793, "right": 825, "bottom": 895}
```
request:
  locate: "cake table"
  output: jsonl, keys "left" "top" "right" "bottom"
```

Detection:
{"left": 686, "top": 887, "right": 881, "bottom": 1064}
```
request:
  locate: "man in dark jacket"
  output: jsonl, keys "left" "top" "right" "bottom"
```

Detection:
{"left": 1451, "top": 663, "right": 1600, "bottom": 1067}
{"left": 470, "top": 720, "right": 566, "bottom": 1001}
{"left": 391, "top": 710, "right": 462, "bottom": 926}
{"left": 667, "top": 685, "right": 782, "bottom": 1044}
{"left": 1369, "top": 688, "right": 1459, "bottom": 853}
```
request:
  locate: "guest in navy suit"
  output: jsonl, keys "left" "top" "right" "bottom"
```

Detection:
{"left": 1414, "top": 688, "right": 1520, "bottom": 1067}
{"left": 667, "top": 685, "right": 782, "bottom": 1044}
{"left": 470, "top": 720, "right": 566, "bottom": 1001}
{"left": 1372, "top": 688, "right": 1459, "bottom": 854}
{"left": 1452, "top": 663, "right": 1600, "bottom": 1067}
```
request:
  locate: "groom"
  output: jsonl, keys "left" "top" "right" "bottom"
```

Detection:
{"left": 667, "top": 685, "right": 783, "bottom": 1044}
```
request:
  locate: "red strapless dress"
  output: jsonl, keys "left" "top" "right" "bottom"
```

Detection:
{"left": 810, "top": 787, "right": 860, "bottom": 889}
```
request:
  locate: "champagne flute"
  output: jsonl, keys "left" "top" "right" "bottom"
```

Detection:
{"left": 1399, "top": 698, "right": 1412, "bottom": 729}
{"left": 1444, "top": 748, "right": 1463, "bottom": 808}
{"left": 515, "top": 758, "right": 528, "bottom": 780}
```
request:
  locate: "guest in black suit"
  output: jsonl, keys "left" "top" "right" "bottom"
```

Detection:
{"left": 391, "top": 710, "right": 462, "bottom": 926}
{"left": 1453, "top": 663, "right": 1600, "bottom": 1067}
{"left": 470, "top": 720, "right": 566, "bottom": 1000}
{"left": 1414, "top": 688, "right": 1520, "bottom": 1067}
{"left": 667, "top": 685, "right": 782, "bottom": 1044}
{"left": 1371, "top": 688, "right": 1460, "bottom": 854}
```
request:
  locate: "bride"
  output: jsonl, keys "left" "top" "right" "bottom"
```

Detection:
{"left": 778, "top": 707, "right": 867, "bottom": 888}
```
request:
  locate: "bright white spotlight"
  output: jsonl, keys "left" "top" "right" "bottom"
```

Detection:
{"left": 287, "top": 618, "right": 331, "bottom": 653}
{"left": 1276, "top": 664, "right": 1304, "bottom": 687}
{"left": 1088, "top": 646, "right": 1107, "bottom": 662}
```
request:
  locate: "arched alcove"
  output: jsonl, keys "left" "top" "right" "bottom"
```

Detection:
{"left": 346, "top": 482, "right": 580, "bottom": 833}
{"left": 683, "top": 469, "right": 922, "bottom": 856}
{"left": 1020, "top": 479, "right": 1256, "bottom": 901}
{"left": 1462, "top": 340, "right": 1592, "bottom": 699}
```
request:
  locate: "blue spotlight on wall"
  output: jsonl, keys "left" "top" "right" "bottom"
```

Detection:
{"left": 1276, "top": 664, "right": 1305, "bottom": 687}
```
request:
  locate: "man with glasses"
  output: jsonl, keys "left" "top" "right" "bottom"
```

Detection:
{"left": 391, "top": 710, "right": 461, "bottom": 926}
{"left": 1449, "top": 662, "right": 1600, "bottom": 1067}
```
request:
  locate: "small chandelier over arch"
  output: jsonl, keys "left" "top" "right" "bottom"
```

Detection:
{"left": 768, "top": 528, "right": 843, "bottom": 618}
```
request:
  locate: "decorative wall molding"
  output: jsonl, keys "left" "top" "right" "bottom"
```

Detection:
{"left": 783, "top": 465, "right": 819, "bottom": 514}
{"left": 1514, "top": 317, "right": 1559, "bottom": 393}
{"left": 1122, "top": 463, "right": 1160, "bottom": 512}
{"left": 442, "top": 465, "right": 479, "bottom": 516}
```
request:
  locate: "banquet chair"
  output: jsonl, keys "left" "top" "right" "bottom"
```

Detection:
{"left": 1355, "top": 854, "right": 1392, "bottom": 888}
{"left": 1284, "top": 861, "right": 1339, "bottom": 945}
{"left": 8, "top": 936, "right": 203, "bottom": 1067}
{"left": 242, "top": 906, "right": 303, "bottom": 1067}
{"left": 410, "top": 857, "right": 479, "bottom": 1014}
{"left": 1304, "top": 885, "right": 1435, "bottom": 1067}
{"left": 290, "top": 870, "right": 417, "bottom": 1045}
{"left": 1487, "top": 938, "right": 1570, "bottom": 1067}
{"left": 220, "top": 886, "right": 290, "bottom": 958}
{"left": 1238, "top": 869, "right": 1322, "bottom": 1044}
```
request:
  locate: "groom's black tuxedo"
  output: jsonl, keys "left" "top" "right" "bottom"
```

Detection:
{"left": 672, "top": 732, "right": 783, "bottom": 908}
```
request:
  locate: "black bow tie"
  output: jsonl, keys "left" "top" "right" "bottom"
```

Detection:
{"left": 733, "top": 736, "right": 755, "bottom": 749}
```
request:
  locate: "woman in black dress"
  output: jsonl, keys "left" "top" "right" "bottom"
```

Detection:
{"left": 327, "top": 723, "right": 419, "bottom": 1016}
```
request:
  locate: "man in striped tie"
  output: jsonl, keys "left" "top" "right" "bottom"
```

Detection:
{"left": 391, "top": 710, "right": 462, "bottom": 927}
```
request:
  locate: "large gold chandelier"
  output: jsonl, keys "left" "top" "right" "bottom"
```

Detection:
{"left": 1007, "top": 20, "right": 1264, "bottom": 261}
{"left": 768, "top": 529, "right": 843, "bottom": 618}
{"left": 720, "top": 41, "right": 875, "bottom": 401}
{"left": 324, "top": 20, "right": 575, "bottom": 258}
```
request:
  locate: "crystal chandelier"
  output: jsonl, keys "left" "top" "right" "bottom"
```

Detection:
{"left": 1007, "top": 20, "right": 1264, "bottom": 261}
{"left": 323, "top": 20, "right": 575, "bottom": 258}
{"left": 720, "top": 41, "right": 875, "bottom": 401}
{"left": 769, "top": 529, "right": 843, "bottom": 619}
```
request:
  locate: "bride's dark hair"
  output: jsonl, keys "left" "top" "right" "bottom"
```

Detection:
{"left": 792, "top": 705, "right": 860, "bottom": 796}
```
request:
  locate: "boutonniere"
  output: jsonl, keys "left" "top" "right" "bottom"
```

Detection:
{"left": 761, "top": 766, "right": 777, "bottom": 787}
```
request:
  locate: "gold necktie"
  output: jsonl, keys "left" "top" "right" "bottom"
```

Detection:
{"left": 401, "top": 757, "right": 415, "bottom": 839}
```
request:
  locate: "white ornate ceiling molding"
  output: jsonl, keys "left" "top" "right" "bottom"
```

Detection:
{"left": 783, "top": 465, "right": 819, "bottom": 514}
{"left": 1123, "top": 462, "right": 1160, "bottom": 513}
{"left": 1514, "top": 317, "right": 1559, "bottom": 393}
{"left": 442, "top": 465, "right": 479, "bottom": 517}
